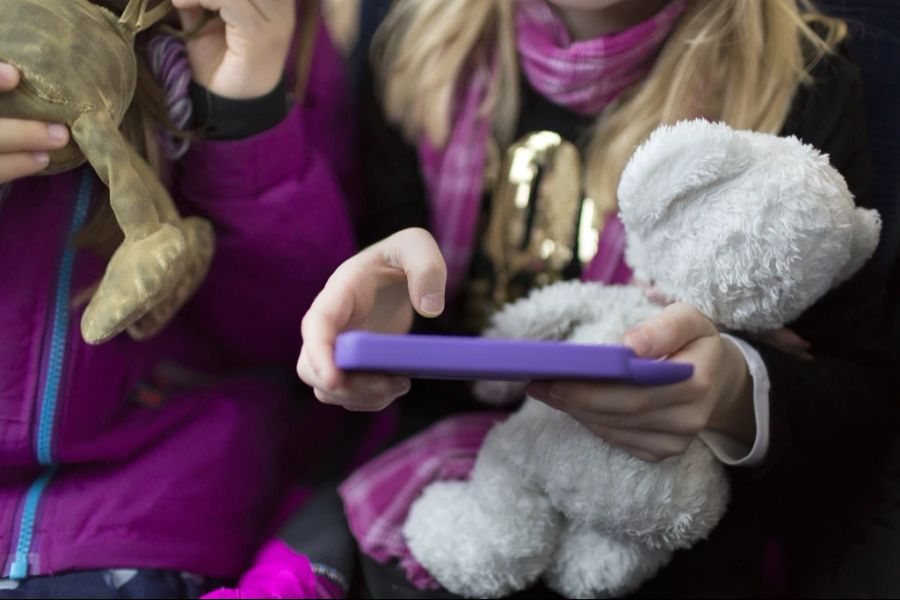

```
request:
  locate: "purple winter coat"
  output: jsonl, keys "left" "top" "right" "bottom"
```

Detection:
{"left": 0, "top": 20, "right": 356, "bottom": 579}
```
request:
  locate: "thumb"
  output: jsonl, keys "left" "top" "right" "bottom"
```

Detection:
{"left": 380, "top": 228, "right": 447, "bottom": 319}
{"left": 622, "top": 302, "right": 717, "bottom": 358}
{"left": 0, "top": 62, "right": 20, "bottom": 92}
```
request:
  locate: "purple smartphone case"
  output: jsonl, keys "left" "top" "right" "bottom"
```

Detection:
{"left": 334, "top": 331, "right": 693, "bottom": 385}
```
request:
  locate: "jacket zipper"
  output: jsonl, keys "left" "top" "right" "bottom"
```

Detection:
{"left": 7, "top": 169, "right": 93, "bottom": 579}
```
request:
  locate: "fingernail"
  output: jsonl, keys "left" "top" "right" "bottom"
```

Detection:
{"left": 420, "top": 293, "right": 444, "bottom": 316}
{"left": 623, "top": 328, "right": 651, "bottom": 356}
{"left": 46, "top": 124, "right": 68, "bottom": 143}
{"left": 0, "top": 63, "right": 17, "bottom": 84}
{"left": 33, "top": 152, "right": 50, "bottom": 167}
{"left": 390, "top": 377, "right": 411, "bottom": 395}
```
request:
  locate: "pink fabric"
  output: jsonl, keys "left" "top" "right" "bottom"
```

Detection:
{"left": 339, "top": 413, "right": 509, "bottom": 590}
{"left": 517, "top": 0, "right": 687, "bottom": 115}
{"left": 417, "top": 64, "right": 493, "bottom": 301}
{"left": 202, "top": 540, "right": 317, "bottom": 599}
{"left": 418, "top": 0, "right": 685, "bottom": 297}
{"left": 580, "top": 213, "right": 634, "bottom": 284}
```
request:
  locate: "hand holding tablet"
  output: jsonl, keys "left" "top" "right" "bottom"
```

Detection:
{"left": 334, "top": 331, "right": 693, "bottom": 386}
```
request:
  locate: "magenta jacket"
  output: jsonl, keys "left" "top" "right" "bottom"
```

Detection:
{"left": 0, "top": 21, "right": 356, "bottom": 579}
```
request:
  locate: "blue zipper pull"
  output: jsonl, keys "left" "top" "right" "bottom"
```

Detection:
{"left": 8, "top": 468, "right": 57, "bottom": 579}
{"left": 8, "top": 559, "right": 27, "bottom": 580}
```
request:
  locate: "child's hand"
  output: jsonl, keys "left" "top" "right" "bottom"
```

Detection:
{"left": 171, "top": 0, "right": 295, "bottom": 99}
{"left": 0, "top": 63, "right": 70, "bottom": 184}
{"left": 529, "top": 303, "right": 755, "bottom": 463}
{"left": 297, "top": 228, "right": 447, "bottom": 411}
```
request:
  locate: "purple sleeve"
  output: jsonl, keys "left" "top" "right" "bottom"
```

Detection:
{"left": 174, "top": 103, "right": 357, "bottom": 365}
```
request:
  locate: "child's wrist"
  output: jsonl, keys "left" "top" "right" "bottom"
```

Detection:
{"left": 707, "top": 338, "right": 755, "bottom": 445}
{"left": 189, "top": 77, "right": 290, "bottom": 141}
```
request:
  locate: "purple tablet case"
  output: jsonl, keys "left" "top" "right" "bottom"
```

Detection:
{"left": 334, "top": 331, "right": 693, "bottom": 385}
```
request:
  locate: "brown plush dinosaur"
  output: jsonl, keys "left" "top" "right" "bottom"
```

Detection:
{"left": 0, "top": 0, "right": 214, "bottom": 344}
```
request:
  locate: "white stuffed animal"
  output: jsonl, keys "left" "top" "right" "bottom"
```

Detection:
{"left": 402, "top": 119, "right": 882, "bottom": 598}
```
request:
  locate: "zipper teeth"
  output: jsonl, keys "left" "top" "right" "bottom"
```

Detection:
{"left": 7, "top": 169, "right": 93, "bottom": 579}
{"left": 35, "top": 171, "right": 93, "bottom": 465}
{"left": 8, "top": 468, "right": 57, "bottom": 580}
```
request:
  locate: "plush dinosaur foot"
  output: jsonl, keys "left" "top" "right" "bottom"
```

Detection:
{"left": 544, "top": 524, "right": 672, "bottom": 599}
{"left": 128, "top": 217, "right": 214, "bottom": 341}
{"left": 81, "top": 223, "right": 187, "bottom": 344}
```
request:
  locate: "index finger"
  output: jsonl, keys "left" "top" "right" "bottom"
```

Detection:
{"left": 299, "top": 275, "right": 357, "bottom": 390}
{"left": 376, "top": 228, "right": 447, "bottom": 318}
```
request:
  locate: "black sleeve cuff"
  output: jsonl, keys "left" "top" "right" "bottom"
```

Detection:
{"left": 190, "top": 78, "right": 290, "bottom": 141}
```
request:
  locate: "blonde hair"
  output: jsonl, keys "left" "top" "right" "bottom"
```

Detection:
{"left": 373, "top": 0, "right": 847, "bottom": 213}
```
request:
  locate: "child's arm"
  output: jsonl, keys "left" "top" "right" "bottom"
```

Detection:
{"left": 742, "top": 270, "right": 895, "bottom": 480}
{"left": 732, "top": 49, "right": 898, "bottom": 482}
{"left": 171, "top": 0, "right": 358, "bottom": 365}
{"left": 175, "top": 104, "right": 357, "bottom": 365}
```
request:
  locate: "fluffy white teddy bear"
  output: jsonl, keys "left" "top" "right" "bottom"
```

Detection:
{"left": 402, "top": 119, "right": 882, "bottom": 598}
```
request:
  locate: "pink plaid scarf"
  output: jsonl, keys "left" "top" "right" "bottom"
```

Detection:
{"left": 418, "top": 0, "right": 686, "bottom": 297}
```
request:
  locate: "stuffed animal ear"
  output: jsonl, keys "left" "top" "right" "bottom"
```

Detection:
{"left": 618, "top": 119, "right": 753, "bottom": 234}
{"left": 622, "top": 125, "right": 876, "bottom": 332}
{"left": 837, "top": 207, "right": 882, "bottom": 284}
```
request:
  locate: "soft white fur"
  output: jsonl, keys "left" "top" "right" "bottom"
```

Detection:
{"left": 403, "top": 120, "right": 881, "bottom": 598}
